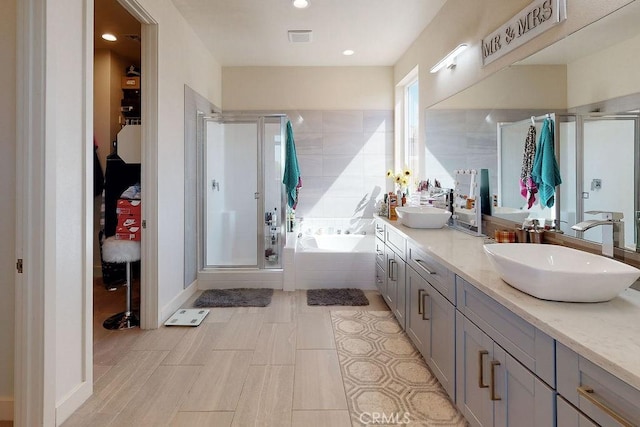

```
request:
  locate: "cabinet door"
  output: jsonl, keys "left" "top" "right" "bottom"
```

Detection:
{"left": 455, "top": 312, "right": 494, "bottom": 427}
{"left": 557, "top": 396, "right": 598, "bottom": 427}
{"left": 384, "top": 245, "right": 397, "bottom": 313}
{"left": 424, "top": 282, "right": 455, "bottom": 399}
{"left": 393, "top": 258, "right": 406, "bottom": 330}
{"left": 493, "top": 345, "right": 555, "bottom": 427}
{"left": 375, "top": 262, "right": 386, "bottom": 295}
{"left": 406, "top": 266, "right": 428, "bottom": 354}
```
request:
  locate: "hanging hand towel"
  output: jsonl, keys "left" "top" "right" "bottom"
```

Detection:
{"left": 283, "top": 120, "right": 302, "bottom": 209}
{"left": 531, "top": 118, "right": 562, "bottom": 208}
{"left": 519, "top": 125, "right": 538, "bottom": 209}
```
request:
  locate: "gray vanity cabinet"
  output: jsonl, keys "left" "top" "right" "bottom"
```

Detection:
{"left": 406, "top": 264, "right": 456, "bottom": 399}
{"left": 557, "top": 396, "right": 598, "bottom": 427}
{"left": 384, "top": 243, "right": 405, "bottom": 328}
{"left": 557, "top": 342, "right": 640, "bottom": 426}
{"left": 456, "top": 313, "right": 555, "bottom": 427}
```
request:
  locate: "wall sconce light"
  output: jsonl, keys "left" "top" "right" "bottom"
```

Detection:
{"left": 430, "top": 44, "right": 468, "bottom": 73}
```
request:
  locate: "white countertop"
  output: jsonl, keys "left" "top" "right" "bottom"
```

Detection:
{"left": 377, "top": 217, "right": 640, "bottom": 391}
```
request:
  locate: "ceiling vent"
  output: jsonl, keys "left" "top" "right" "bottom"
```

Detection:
{"left": 288, "top": 30, "right": 313, "bottom": 43}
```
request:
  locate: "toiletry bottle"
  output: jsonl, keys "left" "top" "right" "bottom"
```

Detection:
{"left": 401, "top": 193, "right": 406, "bottom": 207}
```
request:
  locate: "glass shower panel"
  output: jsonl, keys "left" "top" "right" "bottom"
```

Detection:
{"left": 263, "top": 118, "right": 284, "bottom": 268}
{"left": 206, "top": 120, "right": 259, "bottom": 266}
{"left": 582, "top": 116, "right": 637, "bottom": 249}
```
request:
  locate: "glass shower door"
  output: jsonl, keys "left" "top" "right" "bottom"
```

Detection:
{"left": 205, "top": 118, "right": 259, "bottom": 267}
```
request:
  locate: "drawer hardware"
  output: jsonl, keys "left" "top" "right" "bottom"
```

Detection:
{"left": 418, "top": 289, "right": 425, "bottom": 314}
{"left": 376, "top": 225, "right": 384, "bottom": 231}
{"left": 389, "top": 259, "right": 397, "bottom": 281}
{"left": 415, "top": 259, "right": 435, "bottom": 275}
{"left": 490, "top": 360, "right": 501, "bottom": 401}
{"left": 577, "top": 386, "right": 634, "bottom": 427}
{"left": 421, "top": 292, "right": 430, "bottom": 320}
{"left": 376, "top": 249, "right": 384, "bottom": 255}
{"left": 478, "top": 350, "right": 489, "bottom": 388}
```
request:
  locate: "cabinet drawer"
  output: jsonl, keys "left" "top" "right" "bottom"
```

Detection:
{"left": 375, "top": 237, "right": 385, "bottom": 268}
{"left": 375, "top": 220, "right": 385, "bottom": 241}
{"left": 385, "top": 226, "right": 406, "bottom": 260}
{"left": 557, "top": 342, "right": 640, "bottom": 427}
{"left": 456, "top": 276, "right": 555, "bottom": 388}
{"left": 407, "top": 241, "right": 455, "bottom": 304}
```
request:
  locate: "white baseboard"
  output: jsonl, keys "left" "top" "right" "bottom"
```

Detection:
{"left": 55, "top": 381, "right": 92, "bottom": 426}
{"left": 160, "top": 280, "right": 198, "bottom": 323}
{"left": 0, "top": 397, "right": 13, "bottom": 421}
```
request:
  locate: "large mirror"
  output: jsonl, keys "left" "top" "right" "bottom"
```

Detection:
{"left": 425, "top": 1, "right": 640, "bottom": 251}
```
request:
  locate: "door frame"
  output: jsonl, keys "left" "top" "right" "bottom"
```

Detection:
{"left": 14, "top": 0, "right": 160, "bottom": 423}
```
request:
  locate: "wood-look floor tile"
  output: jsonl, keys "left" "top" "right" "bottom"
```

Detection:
{"left": 203, "top": 307, "right": 236, "bottom": 323}
{"left": 252, "top": 323, "right": 296, "bottom": 365}
{"left": 296, "top": 312, "right": 335, "bottom": 349}
{"left": 291, "top": 410, "right": 352, "bottom": 427}
{"left": 132, "top": 325, "right": 191, "bottom": 351}
{"left": 71, "top": 351, "right": 168, "bottom": 416}
{"left": 212, "top": 313, "right": 265, "bottom": 350}
{"left": 180, "top": 350, "right": 253, "bottom": 411}
{"left": 60, "top": 411, "right": 116, "bottom": 427}
{"left": 111, "top": 365, "right": 201, "bottom": 426}
{"left": 162, "top": 323, "right": 225, "bottom": 365}
{"left": 93, "top": 364, "right": 112, "bottom": 383}
{"left": 231, "top": 365, "right": 295, "bottom": 427}
{"left": 170, "top": 411, "right": 234, "bottom": 427}
{"left": 295, "top": 290, "right": 329, "bottom": 313}
{"left": 93, "top": 328, "right": 146, "bottom": 366}
{"left": 293, "top": 350, "right": 348, "bottom": 410}
{"left": 263, "top": 291, "right": 295, "bottom": 323}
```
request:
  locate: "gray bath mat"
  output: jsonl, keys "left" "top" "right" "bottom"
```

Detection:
{"left": 193, "top": 288, "right": 273, "bottom": 307}
{"left": 307, "top": 288, "right": 369, "bottom": 306}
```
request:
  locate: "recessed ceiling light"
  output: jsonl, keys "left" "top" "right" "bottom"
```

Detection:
{"left": 101, "top": 33, "right": 117, "bottom": 42}
{"left": 293, "top": 0, "right": 309, "bottom": 9}
{"left": 343, "top": 49, "right": 355, "bottom": 56}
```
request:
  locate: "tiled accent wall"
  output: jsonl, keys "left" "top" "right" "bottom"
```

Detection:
{"left": 424, "top": 109, "right": 550, "bottom": 193}
{"left": 286, "top": 110, "right": 394, "bottom": 219}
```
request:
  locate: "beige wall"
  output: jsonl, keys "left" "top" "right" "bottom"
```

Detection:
{"left": 567, "top": 32, "right": 640, "bottom": 108}
{"left": 222, "top": 66, "right": 393, "bottom": 110}
{"left": 433, "top": 65, "right": 567, "bottom": 110}
{"left": 136, "top": 0, "right": 222, "bottom": 316}
{"left": 395, "top": 0, "right": 633, "bottom": 108}
{"left": 0, "top": 0, "right": 16, "bottom": 420}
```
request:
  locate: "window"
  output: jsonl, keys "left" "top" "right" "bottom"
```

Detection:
{"left": 404, "top": 78, "right": 419, "bottom": 181}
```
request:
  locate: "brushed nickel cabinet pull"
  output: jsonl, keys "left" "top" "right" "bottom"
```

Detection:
{"left": 418, "top": 289, "right": 425, "bottom": 314}
{"left": 478, "top": 350, "right": 489, "bottom": 388}
{"left": 577, "top": 386, "right": 634, "bottom": 427}
{"left": 415, "top": 259, "right": 435, "bottom": 274}
{"left": 490, "top": 360, "right": 501, "bottom": 401}
{"left": 421, "top": 292, "right": 430, "bottom": 320}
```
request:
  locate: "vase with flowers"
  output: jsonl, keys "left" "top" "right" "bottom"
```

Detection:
{"left": 386, "top": 168, "right": 412, "bottom": 206}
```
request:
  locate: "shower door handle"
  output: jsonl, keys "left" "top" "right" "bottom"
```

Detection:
{"left": 212, "top": 179, "right": 220, "bottom": 191}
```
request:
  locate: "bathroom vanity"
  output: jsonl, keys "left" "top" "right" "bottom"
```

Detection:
{"left": 375, "top": 216, "right": 640, "bottom": 427}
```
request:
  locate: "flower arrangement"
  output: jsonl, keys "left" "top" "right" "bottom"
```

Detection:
{"left": 386, "top": 169, "right": 412, "bottom": 192}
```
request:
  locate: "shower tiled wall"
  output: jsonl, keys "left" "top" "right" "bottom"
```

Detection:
{"left": 286, "top": 110, "right": 394, "bottom": 219}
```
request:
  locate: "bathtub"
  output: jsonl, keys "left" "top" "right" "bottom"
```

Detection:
{"left": 294, "top": 233, "right": 376, "bottom": 289}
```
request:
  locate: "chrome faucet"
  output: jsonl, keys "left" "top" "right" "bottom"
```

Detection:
{"left": 571, "top": 211, "right": 624, "bottom": 257}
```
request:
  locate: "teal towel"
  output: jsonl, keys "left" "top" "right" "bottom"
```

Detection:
{"left": 283, "top": 121, "right": 302, "bottom": 209}
{"left": 531, "top": 118, "right": 562, "bottom": 208}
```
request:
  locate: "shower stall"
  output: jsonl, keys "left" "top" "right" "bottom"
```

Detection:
{"left": 198, "top": 113, "right": 287, "bottom": 272}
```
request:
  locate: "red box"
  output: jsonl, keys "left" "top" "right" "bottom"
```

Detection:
{"left": 116, "top": 199, "right": 142, "bottom": 216}
{"left": 116, "top": 214, "right": 141, "bottom": 229}
{"left": 115, "top": 227, "right": 141, "bottom": 241}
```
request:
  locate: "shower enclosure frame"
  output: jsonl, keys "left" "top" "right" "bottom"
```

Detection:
{"left": 197, "top": 112, "right": 288, "bottom": 270}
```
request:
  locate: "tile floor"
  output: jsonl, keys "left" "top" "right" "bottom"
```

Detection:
{"left": 62, "top": 284, "right": 393, "bottom": 426}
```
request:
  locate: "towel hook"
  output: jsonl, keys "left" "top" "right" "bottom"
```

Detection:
{"left": 531, "top": 116, "right": 536, "bottom": 125}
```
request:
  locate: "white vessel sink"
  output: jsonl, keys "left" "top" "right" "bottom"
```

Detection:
{"left": 395, "top": 206, "right": 451, "bottom": 229}
{"left": 483, "top": 243, "right": 640, "bottom": 302}
{"left": 492, "top": 206, "right": 530, "bottom": 223}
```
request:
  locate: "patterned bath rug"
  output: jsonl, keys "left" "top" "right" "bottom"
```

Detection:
{"left": 331, "top": 311, "right": 467, "bottom": 426}
{"left": 193, "top": 288, "right": 273, "bottom": 307}
{"left": 307, "top": 288, "right": 369, "bottom": 306}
